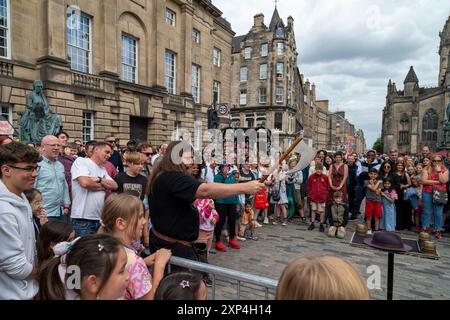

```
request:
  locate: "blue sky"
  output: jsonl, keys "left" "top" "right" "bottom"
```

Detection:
{"left": 214, "top": 0, "right": 450, "bottom": 148}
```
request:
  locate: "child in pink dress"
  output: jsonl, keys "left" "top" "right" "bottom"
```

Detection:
{"left": 195, "top": 198, "right": 219, "bottom": 254}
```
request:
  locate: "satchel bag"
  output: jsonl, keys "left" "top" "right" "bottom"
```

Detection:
{"left": 433, "top": 188, "right": 448, "bottom": 205}
{"left": 271, "top": 182, "right": 282, "bottom": 202}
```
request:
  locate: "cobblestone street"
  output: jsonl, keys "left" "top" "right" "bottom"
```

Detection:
{"left": 208, "top": 218, "right": 450, "bottom": 300}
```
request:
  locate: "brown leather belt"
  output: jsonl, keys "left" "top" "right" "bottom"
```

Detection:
{"left": 152, "top": 228, "right": 192, "bottom": 248}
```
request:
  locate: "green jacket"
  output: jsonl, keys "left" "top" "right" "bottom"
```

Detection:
{"left": 214, "top": 173, "right": 240, "bottom": 204}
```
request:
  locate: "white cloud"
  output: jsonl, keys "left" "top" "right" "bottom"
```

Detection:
{"left": 214, "top": 0, "right": 450, "bottom": 147}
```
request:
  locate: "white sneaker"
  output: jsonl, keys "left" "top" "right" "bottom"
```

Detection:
{"left": 255, "top": 222, "right": 263, "bottom": 228}
{"left": 263, "top": 218, "right": 269, "bottom": 224}
{"left": 236, "top": 236, "right": 246, "bottom": 241}
{"left": 367, "top": 229, "right": 373, "bottom": 235}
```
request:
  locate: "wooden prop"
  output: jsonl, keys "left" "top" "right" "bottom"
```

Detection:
{"left": 259, "top": 135, "right": 304, "bottom": 183}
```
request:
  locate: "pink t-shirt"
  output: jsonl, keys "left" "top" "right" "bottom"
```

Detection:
{"left": 195, "top": 199, "right": 219, "bottom": 232}
{"left": 124, "top": 247, "right": 152, "bottom": 300}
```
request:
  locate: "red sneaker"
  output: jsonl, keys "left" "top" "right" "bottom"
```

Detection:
{"left": 215, "top": 241, "right": 228, "bottom": 252}
{"left": 228, "top": 238, "right": 241, "bottom": 249}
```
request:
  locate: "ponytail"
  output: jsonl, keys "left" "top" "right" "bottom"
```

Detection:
{"left": 36, "top": 258, "right": 66, "bottom": 300}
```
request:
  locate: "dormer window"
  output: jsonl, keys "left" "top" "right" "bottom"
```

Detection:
{"left": 275, "top": 26, "right": 284, "bottom": 38}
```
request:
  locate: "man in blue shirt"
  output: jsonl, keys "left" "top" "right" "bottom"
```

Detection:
{"left": 34, "top": 135, "right": 71, "bottom": 222}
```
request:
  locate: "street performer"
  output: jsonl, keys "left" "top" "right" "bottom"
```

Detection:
{"left": 146, "top": 141, "right": 264, "bottom": 261}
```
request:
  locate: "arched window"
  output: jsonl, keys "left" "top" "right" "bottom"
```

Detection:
{"left": 398, "top": 115, "right": 410, "bottom": 144}
{"left": 422, "top": 109, "right": 438, "bottom": 142}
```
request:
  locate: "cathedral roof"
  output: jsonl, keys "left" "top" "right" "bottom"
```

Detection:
{"left": 404, "top": 66, "right": 419, "bottom": 84}
{"left": 269, "top": 7, "right": 283, "bottom": 30}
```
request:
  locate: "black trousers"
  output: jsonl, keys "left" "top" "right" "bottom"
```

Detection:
{"left": 353, "top": 184, "right": 365, "bottom": 216}
{"left": 348, "top": 185, "right": 357, "bottom": 217}
{"left": 214, "top": 203, "right": 237, "bottom": 241}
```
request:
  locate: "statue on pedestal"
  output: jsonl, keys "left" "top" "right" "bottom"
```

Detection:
{"left": 440, "top": 102, "right": 450, "bottom": 149}
{"left": 19, "top": 80, "right": 62, "bottom": 144}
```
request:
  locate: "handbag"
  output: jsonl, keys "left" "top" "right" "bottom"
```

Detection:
{"left": 254, "top": 188, "right": 269, "bottom": 209}
{"left": 432, "top": 188, "right": 448, "bottom": 205}
{"left": 271, "top": 182, "right": 281, "bottom": 202}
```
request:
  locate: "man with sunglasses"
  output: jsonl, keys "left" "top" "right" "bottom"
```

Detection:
{"left": 34, "top": 135, "right": 71, "bottom": 222}
{"left": 105, "top": 135, "right": 124, "bottom": 173}
{"left": 137, "top": 143, "right": 154, "bottom": 178}
{"left": 0, "top": 142, "right": 41, "bottom": 299}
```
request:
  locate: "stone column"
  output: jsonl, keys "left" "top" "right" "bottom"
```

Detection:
{"left": 180, "top": 4, "right": 194, "bottom": 96}
{"left": 100, "top": 0, "right": 118, "bottom": 77}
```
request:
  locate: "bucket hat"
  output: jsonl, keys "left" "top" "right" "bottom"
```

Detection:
{"left": 363, "top": 231, "right": 412, "bottom": 252}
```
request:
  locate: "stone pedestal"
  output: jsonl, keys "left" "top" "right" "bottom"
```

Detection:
{"left": 439, "top": 122, "right": 450, "bottom": 150}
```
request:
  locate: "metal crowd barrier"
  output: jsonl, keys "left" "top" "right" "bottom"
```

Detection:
{"left": 167, "top": 256, "right": 278, "bottom": 300}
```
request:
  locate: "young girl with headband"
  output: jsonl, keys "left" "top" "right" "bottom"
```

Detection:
{"left": 36, "top": 233, "right": 129, "bottom": 300}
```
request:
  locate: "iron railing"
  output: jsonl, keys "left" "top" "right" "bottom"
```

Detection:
{"left": 167, "top": 256, "right": 278, "bottom": 300}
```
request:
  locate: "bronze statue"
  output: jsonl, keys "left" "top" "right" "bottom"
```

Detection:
{"left": 19, "top": 80, "right": 62, "bottom": 144}
{"left": 446, "top": 102, "right": 450, "bottom": 123}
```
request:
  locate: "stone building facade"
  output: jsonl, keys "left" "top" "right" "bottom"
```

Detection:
{"left": 0, "top": 0, "right": 234, "bottom": 146}
{"left": 381, "top": 16, "right": 450, "bottom": 154}
{"left": 229, "top": 8, "right": 303, "bottom": 150}
{"left": 302, "top": 80, "right": 366, "bottom": 153}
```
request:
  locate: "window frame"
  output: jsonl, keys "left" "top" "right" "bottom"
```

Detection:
{"left": 0, "top": 103, "right": 12, "bottom": 123}
{"left": 259, "top": 63, "right": 268, "bottom": 80}
{"left": 274, "top": 112, "right": 283, "bottom": 130}
{"left": 240, "top": 66, "right": 248, "bottom": 82}
{"left": 165, "top": 8, "right": 176, "bottom": 27}
{"left": 277, "top": 42, "right": 284, "bottom": 55}
{"left": 191, "top": 64, "right": 201, "bottom": 104}
{"left": 121, "top": 34, "right": 138, "bottom": 84}
{"left": 82, "top": 111, "right": 94, "bottom": 144}
{"left": 239, "top": 90, "right": 247, "bottom": 105}
{"left": 260, "top": 43, "right": 268, "bottom": 57}
{"left": 259, "top": 88, "right": 267, "bottom": 104}
{"left": 192, "top": 28, "right": 200, "bottom": 44}
{"left": 244, "top": 46, "right": 252, "bottom": 59}
{"left": 67, "top": 12, "right": 92, "bottom": 73}
{"left": 165, "top": 50, "right": 176, "bottom": 95}
{"left": 213, "top": 80, "right": 221, "bottom": 105}
{"left": 0, "top": 0, "right": 11, "bottom": 59}
{"left": 276, "top": 87, "right": 284, "bottom": 103}
{"left": 276, "top": 62, "right": 284, "bottom": 76}
{"left": 213, "top": 47, "right": 221, "bottom": 67}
